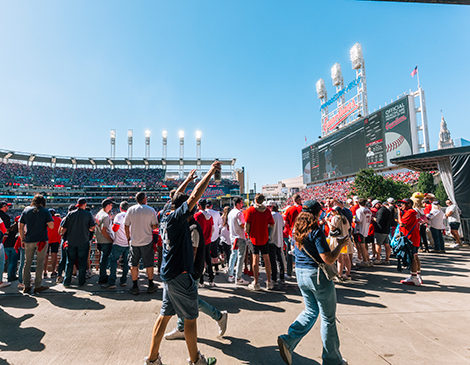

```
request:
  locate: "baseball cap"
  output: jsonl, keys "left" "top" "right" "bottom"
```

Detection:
{"left": 353, "top": 196, "right": 359, "bottom": 202}
{"left": 14, "top": 215, "right": 20, "bottom": 222}
{"left": 346, "top": 198, "right": 352, "bottom": 204}
{"left": 398, "top": 198, "right": 412, "bottom": 205}
{"left": 302, "top": 200, "right": 322, "bottom": 215}
{"left": 49, "top": 208, "right": 56, "bottom": 215}
{"left": 0, "top": 201, "right": 12, "bottom": 208}
{"left": 76, "top": 198, "right": 87, "bottom": 207}
{"left": 102, "top": 198, "right": 114, "bottom": 208}
{"left": 387, "top": 198, "right": 395, "bottom": 204}
{"left": 371, "top": 199, "right": 381, "bottom": 207}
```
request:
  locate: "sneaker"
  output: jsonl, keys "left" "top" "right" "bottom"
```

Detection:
{"left": 367, "top": 261, "right": 374, "bottom": 267}
{"left": 17, "top": 283, "right": 25, "bottom": 290}
{"left": 342, "top": 274, "right": 352, "bottom": 281}
{"left": 129, "top": 287, "right": 140, "bottom": 295}
{"left": 34, "top": 285, "right": 49, "bottom": 293}
{"left": 227, "top": 275, "right": 235, "bottom": 283}
{"left": 356, "top": 261, "right": 369, "bottom": 268}
{"left": 198, "top": 283, "right": 205, "bottom": 288}
{"left": 247, "top": 282, "right": 261, "bottom": 291}
{"left": 372, "top": 259, "right": 383, "bottom": 265}
{"left": 266, "top": 281, "right": 274, "bottom": 290}
{"left": 147, "top": 285, "right": 159, "bottom": 294}
{"left": 0, "top": 282, "right": 11, "bottom": 289}
{"left": 451, "top": 243, "right": 460, "bottom": 249}
{"left": 208, "top": 281, "right": 216, "bottom": 287}
{"left": 400, "top": 275, "right": 421, "bottom": 286}
{"left": 23, "top": 286, "right": 32, "bottom": 293}
{"left": 51, "top": 272, "right": 58, "bottom": 278}
{"left": 383, "top": 260, "right": 391, "bottom": 265}
{"left": 164, "top": 327, "right": 185, "bottom": 340}
{"left": 236, "top": 278, "right": 249, "bottom": 285}
{"left": 217, "top": 311, "right": 228, "bottom": 337}
{"left": 43, "top": 272, "right": 48, "bottom": 278}
{"left": 418, "top": 275, "right": 423, "bottom": 285}
{"left": 85, "top": 270, "right": 93, "bottom": 279}
{"left": 56, "top": 276, "right": 64, "bottom": 283}
{"left": 101, "top": 284, "right": 116, "bottom": 289}
{"left": 188, "top": 351, "right": 216, "bottom": 365}
{"left": 340, "top": 360, "right": 349, "bottom": 365}
{"left": 277, "top": 336, "right": 292, "bottom": 365}
{"left": 144, "top": 354, "right": 163, "bottom": 365}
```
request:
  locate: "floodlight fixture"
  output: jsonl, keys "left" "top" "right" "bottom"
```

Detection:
{"left": 350, "top": 43, "right": 364, "bottom": 70}
{"left": 127, "top": 129, "right": 133, "bottom": 139}
{"left": 196, "top": 130, "right": 202, "bottom": 139}
{"left": 179, "top": 130, "right": 185, "bottom": 139}
{"left": 110, "top": 129, "right": 116, "bottom": 139}
{"left": 316, "top": 79, "right": 327, "bottom": 99}
{"left": 331, "top": 63, "right": 343, "bottom": 87}
{"left": 145, "top": 129, "right": 151, "bottom": 138}
{"left": 162, "top": 130, "right": 168, "bottom": 139}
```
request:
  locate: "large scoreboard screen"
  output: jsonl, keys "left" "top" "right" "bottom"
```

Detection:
{"left": 303, "top": 96, "right": 413, "bottom": 184}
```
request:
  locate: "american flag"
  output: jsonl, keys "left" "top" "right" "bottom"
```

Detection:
{"left": 411, "top": 66, "right": 418, "bottom": 77}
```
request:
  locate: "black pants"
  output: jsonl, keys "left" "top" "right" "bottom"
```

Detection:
{"left": 269, "top": 243, "right": 285, "bottom": 282}
{"left": 220, "top": 243, "right": 231, "bottom": 268}
{"left": 64, "top": 243, "right": 89, "bottom": 286}
{"left": 210, "top": 238, "right": 220, "bottom": 271}
{"left": 419, "top": 224, "right": 429, "bottom": 252}
{"left": 200, "top": 243, "right": 214, "bottom": 284}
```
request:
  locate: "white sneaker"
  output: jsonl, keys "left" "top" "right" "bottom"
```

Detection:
{"left": 418, "top": 275, "right": 423, "bottom": 285}
{"left": 144, "top": 354, "right": 163, "bottom": 365}
{"left": 372, "top": 259, "right": 383, "bottom": 265}
{"left": 17, "top": 283, "right": 25, "bottom": 290}
{"left": 400, "top": 275, "right": 421, "bottom": 286}
{"left": 217, "top": 311, "right": 228, "bottom": 337}
{"left": 247, "top": 282, "right": 261, "bottom": 291}
{"left": 227, "top": 276, "right": 235, "bottom": 283}
{"left": 266, "top": 281, "right": 274, "bottom": 290}
{"left": 0, "top": 282, "right": 11, "bottom": 289}
{"left": 451, "top": 243, "right": 460, "bottom": 249}
{"left": 208, "top": 281, "right": 216, "bottom": 287}
{"left": 188, "top": 351, "right": 217, "bottom": 365}
{"left": 236, "top": 278, "right": 249, "bottom": 285}
{"left": 164, "top": 327, "right": 185, "bottom": 340}
{"left": 198, "top": 283, "right": 205, "bottom": 288}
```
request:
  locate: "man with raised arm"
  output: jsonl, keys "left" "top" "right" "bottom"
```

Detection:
{"left": 144, "top": 162, "right": 221, "bottom": 365}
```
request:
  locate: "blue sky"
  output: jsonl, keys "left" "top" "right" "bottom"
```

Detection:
{"left": 1, "top": 1, "right": 469, "bottom": 190}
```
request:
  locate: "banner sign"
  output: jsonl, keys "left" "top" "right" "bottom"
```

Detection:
{"left": 185, "top": 187, "right": 230, "bottom": 198}
{"left": 320, "top": 76, "right": 361, "bottom": 110}
{"left": 322, "top": 99, "right": 359, "bottom": 134}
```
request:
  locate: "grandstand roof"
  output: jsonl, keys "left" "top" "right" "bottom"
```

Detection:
{"left": 0, "top": 149, "right": 236, "bottom": 167}
{"left": 390, "top": 145, "right": 470, "bottom": 171}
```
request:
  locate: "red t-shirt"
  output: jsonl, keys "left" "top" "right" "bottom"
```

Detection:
{"left": 423, "top": 204, "right": 432, "bottom": 215}
{"left": 47, "top": 216, "right": 62, "bottom": 244}
{"left": 194, "top": 211, "right": 213, "bottom": 245}
{"left": 245, "top": 206, "right": 275, "bottom": 246}
{"left": 400, "top": 208, "right": 420, "bottom": 247}
{"left": 284, "top": 205, "right": 302, "bottom": 237}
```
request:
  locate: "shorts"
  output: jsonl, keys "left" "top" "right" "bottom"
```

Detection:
{"left": 129, "top": 242, "right": 154, "bottom": 268}
{"left": 411, "top": 245, "right": 419, "bottom": 255}
{"left": 353, "top": 233, "right": 365, "bottom": 244}
{"left": 450, "top": 222, "right": 460, "bottom": 230}
{"left": 375, "top": 233, "right": 390, "bottom": 246}
{"left": 253, "top": 243, "right": 269, "bottom": 255}
{"left": 47, "top": 242, "right": 60, "bottom": 253}
{"left": 365, "top": 235, "right": 374, "bottom": 244}
{"left": 161, "top": 272, "right": 198, "bottom": 319}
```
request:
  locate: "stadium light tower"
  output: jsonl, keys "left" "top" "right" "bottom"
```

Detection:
{"left": 350, "top": 43, "right": 368, "bottom": 117}
{"left": 179, "top": 130, "right": 184, "bottom": 179}
{"left": 110, "top": 129, "right": 116, "bottom": 159}
{"left": 145, "top": 129, "right": 151, "bottom": 159}
{"left": 196, "top": 130, "right": 202, "bottom": 176}
{"left": 127, "top": 129, "right": 133, "bottom": 160}
{"left": 316, "top": 78, "right": 328, "bottom": 137}
{"left": 162, "top": 130, "right": 168, "bottom": 160}
{"left": 331, "top": 63, "right": 345, "bottom": 107}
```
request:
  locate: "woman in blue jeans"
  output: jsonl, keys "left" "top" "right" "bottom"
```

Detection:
{"left": 278, "top": 200, "right": 348, "bottom": 365}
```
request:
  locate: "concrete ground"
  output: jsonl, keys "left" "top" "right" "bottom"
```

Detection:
{"left": 1, "top": 243, "right": 470, "bottom": 365}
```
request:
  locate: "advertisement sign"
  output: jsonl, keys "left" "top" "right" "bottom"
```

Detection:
{"left": 185, "top": 187, "right": 230, "bottom": 198}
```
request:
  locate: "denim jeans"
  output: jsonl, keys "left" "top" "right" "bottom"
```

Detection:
{"left": 228, "top": 238, "right": 246, "bottom": 280}
{"left": 57, "top": 244, "right": 67, "bottom": 277}
{"left": 108, "top": 245, "right": 129, "bottom": 286}
{"left": 176, "top": 296, "right": 222, "bottom": 332}
{"left": 279, "top": 267, "right": 342, "bottom": 365}
{"left": 4, "top": 247, "right": 20, "bottom": 281}
{"left": 430, "top": 227, "right": 445, "bottom": 251}
{"left": 65, "top": 243, "right": 90, "bottom": 286}
{"left": 286, "top": 237, "right": 293, "bottom": 277}
{"left": 98, "top": 243, "right": 112, "bottom": 282}
{"left": 0, "top": 244, "right": 5, "bottom": 282}
{"left": 18, "top": 247, "right": 25, "bottom": 284}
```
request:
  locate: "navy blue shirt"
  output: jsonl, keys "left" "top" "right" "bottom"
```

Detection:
{"left": 61, "top": 209, "right": 95, "bottom": 246}
{"left": 20, "top": 206, "right": 53, "bottom": 243}
{"left": 294, "top": 228, "right": 330, "bottom": 269}
{"left": 160, "top": 202, "right": 194, "bottom": 281}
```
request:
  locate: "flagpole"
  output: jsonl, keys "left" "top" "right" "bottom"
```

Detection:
{"left": 416, "top": 67, "right": 421, "bottom": 89}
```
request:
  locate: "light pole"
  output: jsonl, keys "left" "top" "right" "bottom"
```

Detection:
{"left": 145, "top": 129, "right": 151, "bottom": 159}
{"left": 316, "top": 78, "right": 328, "bottom": 137}
{"left": 127, "top": 129, "right": 133, "bottom": 160}
{"left": 179, "top": 130, "right": 184, "bottom": 179}
{"left": 196, "top": 130, "right": 202, "bottom": 177}
{"left": 110, "top": 129, "right": 116, "bottom": 159}
{"left": 350, "top": 43, "right": 368, "bottom": 118}
{"left": 162, "top": 130, "right": 167, "bottom": 160}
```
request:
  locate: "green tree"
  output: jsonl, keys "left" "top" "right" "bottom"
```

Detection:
{"left": 417, "top": 172, "right": 435, "bottom": 194}
{"left": 353, "top": 168, "right": 412, "bottom": 202}
{"left": 435, "top": 180, "right": 448, "bottom": 203}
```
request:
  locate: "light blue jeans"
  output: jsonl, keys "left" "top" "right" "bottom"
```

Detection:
{"left": 176, "top": 296, "right": 222, "bottom": 331}
{"left": 18, "top": 247, "right": 25, "bottom": 284}
{"left": 227, "top": 238, "right": 247, "bottom": 280}
{"left": 108, "top": 245, "right": 129, "bottom": 286}
{"left": 0, "top": 244, "right": 5, "bottom": 282}
{"left": 279, "top": 267, "right": 343, "bottom": 365}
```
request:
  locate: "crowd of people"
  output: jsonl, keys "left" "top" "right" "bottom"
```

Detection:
{"left": 0, "top": 166, "right": 464, "bottom": 365}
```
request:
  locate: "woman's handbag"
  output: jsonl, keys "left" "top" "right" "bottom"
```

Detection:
{"left": 301, "top": 242, "right": 343, "bottom": 284}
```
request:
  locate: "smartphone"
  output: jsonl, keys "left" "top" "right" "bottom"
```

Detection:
{"left": 214, "top": 159, "right": 221, "bottom": 182}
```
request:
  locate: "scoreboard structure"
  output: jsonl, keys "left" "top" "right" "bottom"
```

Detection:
{"left": 303, "top": 95, "right": 422, "bottom": 184}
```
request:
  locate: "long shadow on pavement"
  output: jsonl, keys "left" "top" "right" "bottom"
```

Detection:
{"left": 0, "top": 307, "right": 45, "bottom": 352}
{"left": 199, "top": 336, "right": 321, "bottom": 365}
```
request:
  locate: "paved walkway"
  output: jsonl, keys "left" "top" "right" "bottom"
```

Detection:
{"left": 1, "top": 244, "right": 470, "bottom": 365}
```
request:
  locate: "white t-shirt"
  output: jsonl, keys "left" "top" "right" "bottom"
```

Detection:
{"left": 270, "top": 211, "right": 285, "bottom": 248}
{"left": 113, "top": 211, "right": 129, "bottom": 247}
{"left": 124, "top": 204, "right": 158, "bottom": 247}
{"left": 446, "top": 204, "right": 461, "bottom": 223}
{"left": 220, "top": 222, "right": 230, "bottom": 245}
{"left": 427, "top": 207, "right": 445, "bottom": 229}
{"left": 207, "top": 208, "right": 222, "bottom": 242}
{"left": 228, "top": 208, "right": 245, "bottom": 243}
{"left": 355, "top": 207, "right": 372, "bottom": 237}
